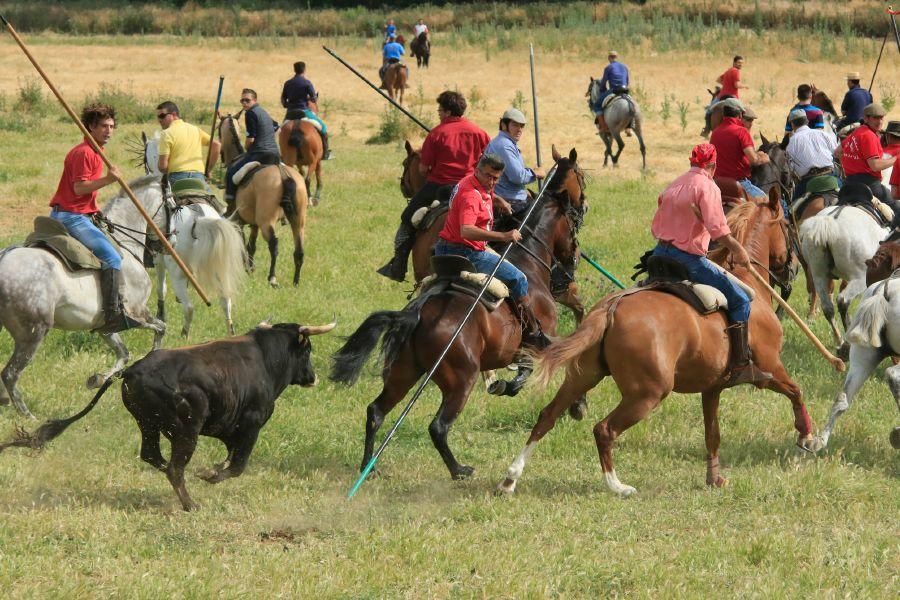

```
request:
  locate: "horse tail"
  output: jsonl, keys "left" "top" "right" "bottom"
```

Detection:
{"left": 289, "top": 120, "right": 304, "bottom": 150}
{"left": 0, "top": 377, "right": 116, "bottom": 455}
{"left": 189, "top": 217, "right": 247, "bottom": 299}
{"left": 846, "top": 287, "right": 891, "bottom": 347}
{"left": 533, "top": 300, "right": 612, "bottom": 389}
{"left": 799, "top": 213, "right": 837, "bottom": 276}
{"left": 280, "top": 171, "right": 297, "bottom": 218}
{"left": 330, "top": 295, "right": 427, "bottom": 386}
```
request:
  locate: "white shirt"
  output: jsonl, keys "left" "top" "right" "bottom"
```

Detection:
{"left": 414, "top": 23, "right": 428, "bottom": 36}
{"left": 786, "top": 125, "right": 838, "bottom": 178}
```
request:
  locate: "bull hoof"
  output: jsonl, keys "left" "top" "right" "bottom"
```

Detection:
{"left": 180, "top": 500, "right": 200, "bottom": 512}
{"left": 568, "top": 398, "right": 588, "bottom": 421}
{"left": 451, "top": 465, "right": 475, "bottom": 480}
{"left": 890, "top": 426, "right": 900, "bottom": 449}
{"left": 86, "top": 373, "right": 106, "bottom": 389}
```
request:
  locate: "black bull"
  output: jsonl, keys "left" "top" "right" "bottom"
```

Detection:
{"left": 0, "top": 321, "right": 335, "bottom": 511}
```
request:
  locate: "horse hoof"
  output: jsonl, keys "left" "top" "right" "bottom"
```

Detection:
{"left": 86, "top": 373, "right": 106, "bottom": 389}
{"left": 269, "top": 280, "right": 280, "bottom": 289}
{"left": 890, "top": 427, "right": 900, "bottom": 449}
{"left": 803, "top": 436, "right": 826, "bottom": 453}
{"left": 568, "top": 398, "right": 588, "bottom": 421}
{"left": 180, "top": 328, "right": 189, "bottom": 338}
{"left": 486, "top": 380, "right": 507, "bottom": 396}
{"left": 495, "top": 479, "right": 516, "bottom": 495}
{"left": 615, "top": 485, "right": 637, "bottom": 498}
{"left": 452, "top": 465, "right": 475, "bottom": 480}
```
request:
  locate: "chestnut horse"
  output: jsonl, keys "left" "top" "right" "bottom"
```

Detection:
{"left": 498, "top": 198, "right": 816, "bottom": 497}
{"left": 219, "top": 114, "right": 308, "bottom": 287}
{"left": 410, "top": 31, "right": 430, "bottom": 68}
{"left": 383, "top": 63, "right": 408, "bottom": 104}
{"left": 279, "top": 118, "right": 324, "bottom": 206}
{"left": 331, "top": 150, "right": 586, "bottom": 480}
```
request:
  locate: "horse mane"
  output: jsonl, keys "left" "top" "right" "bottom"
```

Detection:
{"left": 222, "top": 114, "right": 245, "bottom": 156}
{"left": 707, "top": 201, "right": 757, "bottom": 263}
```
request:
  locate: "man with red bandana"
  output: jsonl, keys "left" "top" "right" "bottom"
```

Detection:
{"left": 651, "top": 143, "right": 771, "bottom": 387}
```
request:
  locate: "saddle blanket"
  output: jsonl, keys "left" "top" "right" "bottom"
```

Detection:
{"left": 418, "top": 271, "right": 508, "bottom": 312}
{"left": 25, "top": 216, "right": 120, "bottom": 272}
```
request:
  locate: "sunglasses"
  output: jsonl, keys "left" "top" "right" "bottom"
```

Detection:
{"left": 156, "top": 113, "right": 170, "bottom": 120}
{"left": 239, "top": 98, "right": 252, "bottom": 104}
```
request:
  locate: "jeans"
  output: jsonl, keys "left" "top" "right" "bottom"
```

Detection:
{"left": 653, "top": 243, "right": 750, "bottom": 322}
{"left": 168, "top": 171, "right": 212, "bottom": 193}
{"left": 225, "top": 151, "right": 280, "bottom": 200}
{"left": 435, "top": 240, "right": 529, "bottom": 299}
{"left": 50, "top": 208, "right": 122, "bottom": 270}
{"left": 739, "top": 178, "right": 766, "bottom": 200}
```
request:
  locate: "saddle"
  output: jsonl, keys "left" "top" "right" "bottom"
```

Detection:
{"left": 410, "top": 200, "right": 449, "bottom": 230}
{"left": 231, "top": 160, "right": 286, "bottom": 189}
{"left": 714, "top": 177, "right": 749, "bottom": 208}
{"left": 417, "top": 255, "right": 508, "bottom": 312}
{"left": 834, "top": 188, "right": 893, "bottom": 227}
{"left": 287, "top": 116, "right": 323, "bottom": 150}
{"left": 600, "top": 90, "right": 630, "bottom": 110}
{"left": 790, "top": 174, "right": 839, "bottom": 220}
{"left": 631, "top": 252, "right": 755, "bottom": 316}
{"left": 169, "top": 178, "right": 225, "bottom": 213}
{"left": 24, "top": 216, "right": 120, "bottom": 272}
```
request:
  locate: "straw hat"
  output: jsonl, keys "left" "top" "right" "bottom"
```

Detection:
{"left": 846, "top": 71, "right": 861, "bottom": 80}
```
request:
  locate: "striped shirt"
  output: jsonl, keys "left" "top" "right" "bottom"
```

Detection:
{"left": 786, "top": 125, "right": 838, "bottom": 178}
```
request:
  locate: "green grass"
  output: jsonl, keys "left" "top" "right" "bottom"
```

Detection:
{"left": 0, "top": 88, "right": 898, "bottom": 600}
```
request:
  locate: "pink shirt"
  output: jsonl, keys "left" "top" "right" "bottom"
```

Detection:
{"left": 651, "top": 167, "right": 731, "bottom": 256}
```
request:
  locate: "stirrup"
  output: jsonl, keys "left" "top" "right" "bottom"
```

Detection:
{"left": 93, "top": 312, "right": 142, "bottom": 335}
{"left": 723, "top": 362, "right": 773, "bottom": 387}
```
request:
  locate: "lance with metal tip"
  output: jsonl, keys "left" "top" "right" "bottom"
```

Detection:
{"left": 0, "top": 13, "right": 211, "bottom": 306}
{"left": 348, "top": 162, "right": 561, "bottom": 499}
{"left": 204, "top": 76, "right": 225, "bottom": 179}
{"left": 323, "top": 45, "right": 430, "bottom": 133}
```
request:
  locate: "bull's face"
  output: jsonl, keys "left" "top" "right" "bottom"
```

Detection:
{"left": 292, "top": 335, "right": 317, "bottom": 387}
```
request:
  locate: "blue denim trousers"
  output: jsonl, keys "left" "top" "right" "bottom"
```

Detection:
{"left": 434, "top": 240, "right": 529, "bottom": 299}
{"left": 50, "top": 208, "right": 122, "bottom": 270}
{"left": 652, "top": 243, "right": 750, "bottom": 322}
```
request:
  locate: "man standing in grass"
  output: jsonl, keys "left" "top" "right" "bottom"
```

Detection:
{"left": 49, "top": 103, "right": 139, "bottom": 334}
{"left": 376, "top": 91, "right": 490, "bottom": 282}
{"left": 156, "top": 100, "right": 221, "bottom": 191}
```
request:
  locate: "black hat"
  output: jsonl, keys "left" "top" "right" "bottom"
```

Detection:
{"left": 885, "top": 120, "right": 900, "bottom": 138}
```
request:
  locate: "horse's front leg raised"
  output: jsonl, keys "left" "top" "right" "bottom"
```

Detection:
{"left": 88, "top": 332, "right": 131, "bottom": 389}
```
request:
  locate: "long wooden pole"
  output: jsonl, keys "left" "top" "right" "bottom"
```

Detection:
{"left": 204, "top": 76, "right": 225, "bottom": 178}
{"left": 0, "top": 13, "right": 211, "bottom": 306}
{"left": 747, "top": 266, "right": 845, "bottom": 372}
{"left": 529, "top": 44, "right": 542, "bottom": 176}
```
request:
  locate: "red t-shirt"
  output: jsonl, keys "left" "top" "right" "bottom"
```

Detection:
{"left": 49, "top": 138, "right": 104, "bottom": 213}
{"left": 420, "top": 116, "right": 490, "bottom": 185}
{"left": 439, "top": 174, "right": 494, "bottom": 251}
{"left": 841, "top": 125, "right": 883, "bottom": 178}
{"left": 710, "top": 117, "right": 754, "bottom": 180}
{"left": 885, "top": 143, "right": 900, "bottom": 187}
{"left": 718, "top": 67, "right": 741, "bottom": 98}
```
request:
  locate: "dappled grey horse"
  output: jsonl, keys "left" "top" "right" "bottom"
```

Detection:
{"left": 587, "top": 77, "right": 646, "bottom": 169}
{"left": 0, "top": 175, "right": 167, "bottom": 419}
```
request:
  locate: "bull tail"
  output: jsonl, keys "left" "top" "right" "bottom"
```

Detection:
{"left": 0, "top": 377, "right": 116, "bottom": 454}
{"left": 280, "top": 171, "right": 297, "bottom": 218}
{"left": 533, "top": 301, "right": 612, "bottom": 389}
{"left": 330, "top": 296, "right": 425, "bottom": 386}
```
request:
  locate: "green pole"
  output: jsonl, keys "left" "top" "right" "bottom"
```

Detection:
{"left": 580, "top": 251, "right": 626, "bottom": 289}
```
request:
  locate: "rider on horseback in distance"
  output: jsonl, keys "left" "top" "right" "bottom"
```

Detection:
{"left": 281, "top": 61, "right": 332, "bottom": 160}
{"left": 592, "top": 50, "right": 629, "bottom": 133}
{"left": 48, "top": 103, "right": 140, "bottom": 334}
{"left": 651, "top": 143, "right": 772, "bottom": 386}
{"left": 434, "top": 153, "right": 551, "bottom": 349}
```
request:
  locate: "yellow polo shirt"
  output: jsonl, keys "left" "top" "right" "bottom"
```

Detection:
{"left": 158, "top": 119, "right": 210, "bottom": 174}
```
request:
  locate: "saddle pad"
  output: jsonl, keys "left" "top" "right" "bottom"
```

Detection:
{"left": 411, "top": 200, "right": 441, "bottom": 228}
{"left": 637, "top": 280, "right": 726, "bottom": 315}
{"left": 25, "top": 216, "right": 109, "bottom": 271}
{"left": 601, "top": 92, "right": 630, "bottom": 110}
{"left": 300, "top": 117, "right": 322, "bottom": 133}
{"left": 232, "top": 161, "right": 262, "bottom": 186}
{"left": 418, "top": 273, "right": 507, "bottom": 312}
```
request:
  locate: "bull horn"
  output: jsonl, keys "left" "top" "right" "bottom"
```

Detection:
{"left": 257, "top": 315, "right": 274, "bottom": 328}
{"left": 301, "top": 319, "right": 337, "bottom": 336}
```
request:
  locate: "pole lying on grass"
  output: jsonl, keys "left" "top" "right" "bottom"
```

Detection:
{"left": 347, "top": 163, "right": 561, "bottom": 499}
{"left": 0, "top": 13, "right": 212, "bottom": 306}
{"left": 323, "top": 46, "right": 431, "bottom": 133}
{"left": 204, "top": 76, "right": 225, "bottom": 179}
{"left": 580, "top": 251, "right": 626, "bottom": 289}
{"left": 529, "top": 44, "right": 543, "bottom": 179}
{"left": 748, "top": 262, "right": 845, "bottom": 372}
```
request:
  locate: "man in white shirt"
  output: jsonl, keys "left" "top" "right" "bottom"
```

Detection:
{"left": 786, "top": 109, "right": 838, "bottom": 201}
{"left": 414, "top": 19, "right": 429, "bottom": 38}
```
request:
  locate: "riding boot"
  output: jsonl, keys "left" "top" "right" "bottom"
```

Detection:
{"left": 723, "top": 322, "right": 773, "bottom": 387}
{"left": 94, "top": 268, "right": 142, "bottom": 335}
{"left": 321, "top": 132, "right": 333, "bottom": 161}
{"left": 514, "top": 294, "right": 552, "bottom": 350}
{"left": 376, "top": 222, "right": 416, "bottom": 282}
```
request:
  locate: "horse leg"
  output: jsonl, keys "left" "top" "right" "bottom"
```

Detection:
{"left": 429, "top": 363, "right": 480, "bottom": 480}
{"left": 809, "top": 345, "right": 883, "bottom": 452}
{"left": 633, "top": 126, "right": 647, "bottom": 170}
{"left": 611, "top": 133, "right": 626, "bottom": 166}
{"left": 313, "top": 160, "right": 323, "bottom": 205}
{"left": 171, "top": 270, "right": 193, "bottom": 337}
{"left": 1, "top": 322, "right": 50, "bottom": 419}
{"left": 155, "top": 259, "right": 167, "bottom": 321}
{"left": 290, "top": 219, "right": 305, "bottom": 287}
{"left": 594, "top": 393, "right": 661, "bottom": 497}
{"left": 813, "top": 272, "right": 843, "bottom": 349}
{"left": 836, "top": 277, "right": 867, "bottom": 358}
{"left": 246, "top": 225, "right": 259, "bottom": 271}
{"left": 360, "top": 353, "right": 422, "bottom": 473}
{"left": 260, "top": 224, "right": 279, "bottom": 288}
{"left": 498, "top": 365, "right": 605, "bottom": 494}
{"left": 758, "top": 361, "right": 814, "bottom": 449}
{"left": 701, "top": 390, "right": 727, "bottom": 487}
{"left": 86, "top": 333, "right": 130, "bottom": 389}
{"left": 601, "top": 133, "right": 612, "bottom": 167}
{"left": 220, "top": 297, "right": 235, "bottom": 336}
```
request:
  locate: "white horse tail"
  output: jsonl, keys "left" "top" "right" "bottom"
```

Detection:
{"left": 846, "top": 289, "right": 890, "bottom": 347}
{"left": 799, "top": 212, "right": 838, "bottom": 248}
{"left": 189, "top": 218, "right": 247, "bottom": 299}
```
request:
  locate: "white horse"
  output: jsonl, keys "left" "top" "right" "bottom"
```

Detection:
{"left": 799, "top": 205, "right": 889, "bottom": 354}
{"left": 0, "top": 175, "right": 167, "bottom": 419}
{"left": 586, "top": 78, "right": 647, "bottom": 169}
{"left": 810, "top": 276, "right": 900, "bottom": 451}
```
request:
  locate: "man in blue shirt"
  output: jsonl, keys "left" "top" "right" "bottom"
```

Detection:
{"left": 484, "top": 108, "right": 546, "bottom": 217}
{"left": 281, "top": 61, "right": 331, "bottom": 160}
{"left": 836, "top": 71, "right": 873, "bottom": 131}
{"left": 380, "top": 37, "right": 406, "bottom": 85}
{"left": 384, "top": 19, "right": 397, "bottom": 43}
{"left": 592, "top": 51, "right": 630, "bottom": 119}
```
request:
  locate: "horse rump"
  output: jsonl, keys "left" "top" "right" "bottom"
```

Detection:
{"left": 846, "top": 292, "right": 891, "bottom": 348}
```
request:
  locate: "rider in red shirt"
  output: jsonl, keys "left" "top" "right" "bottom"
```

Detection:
{"left": 838, "top": 103, "right": 897, "bottom": 211}
{"left": 716, "top": 56, "right": 746, "bottom": 100}
{"left": 377, "top": 90, "right": 491, "bottom": 282}
{"left": 709, "top": 100, "right": 770, "bottom": 200}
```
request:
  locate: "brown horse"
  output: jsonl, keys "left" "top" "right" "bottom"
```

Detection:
{"left": 219, "top": 114, "right": 308, "bottom": 287}
{"left": 497, "top": 198, "right": 815, "bottom": 497}
{"left": 383, "top": 63, "right": 408, "bottom": 104}
{"left": 331, "top": 150, "right": 587, "bottom": 479}
{"left": 410, "top": 31, "right": 430, "bottom": 68}
{"left": 279, "top": 118, "right": 324, "bottom": 206}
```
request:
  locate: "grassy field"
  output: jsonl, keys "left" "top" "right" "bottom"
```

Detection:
{"left": 0, "top": 27, "right": 898, "bottom": 598}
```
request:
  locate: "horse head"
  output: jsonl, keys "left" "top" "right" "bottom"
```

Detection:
{"left": 218, "top": 112, "right": 245, "bottom": 165}
{"left": 753, "top": 138, "right": 792, "bottom": 198}
{"left": 811, "top": 85, "right": 838, "bottom": 119}
{"left": 540, "top": 146, "right": 587, "bottom": 271}
{"left": 586, "top": 77, "right": 601, "bottom": 109}
{"left": 400, "top": 140, "right": 424, "bottom": 199}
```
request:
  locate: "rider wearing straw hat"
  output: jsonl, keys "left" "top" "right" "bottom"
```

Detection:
{"left": 835, "top": 71, "right": 873, "bottom": 131}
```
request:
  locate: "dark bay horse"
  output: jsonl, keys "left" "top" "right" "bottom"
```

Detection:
{"left": 497, "top": 198, "right": 816, "bottom": 497}
{"left": 279, "top": 118, "right": 324, "bottom": 206}
{"left": 219, "top": 114, "right": 308, "bottom": 287}
{"left": 331, "top": 149, "right": 586, "bottom": 480}
{"left": 410, "top": 32, "right": 430, "bottom": 68}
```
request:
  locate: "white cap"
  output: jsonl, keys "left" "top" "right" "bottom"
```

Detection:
{"left": 502, "top": 107, "right": 527, "bottom": 124}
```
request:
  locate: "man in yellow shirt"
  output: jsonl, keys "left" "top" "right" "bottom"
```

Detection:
{"left": 155, "top": 100, "right": 221, "bottom": 189}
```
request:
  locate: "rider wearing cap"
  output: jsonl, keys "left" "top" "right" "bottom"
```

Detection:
{"left": 592, "top": 51, "right": 629, "bottom": 130}
{"left": 835, "top": 71, "right": 873, "bottom": 131}
{"left": 709, "top": 98, "right": 770, "bottom": 201}
{"left": 837, "top": 103, "right": 897, "bottom": 206}
{"left": 651, "top": 143, "right": 772, "bottom": 387}
{"left": 483, "top": 108, "right": 546, "bottom": 218}
{"left": 435, "top": 153, "right": 550, "bottom": 349}
{"left": 786, "top": 109, "right": 839, "bottom": 201}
